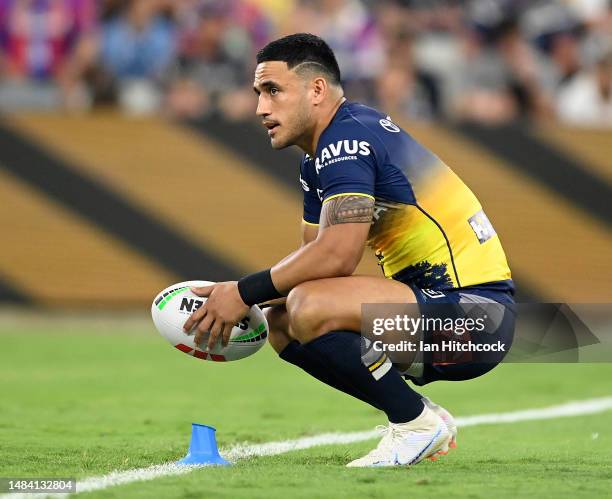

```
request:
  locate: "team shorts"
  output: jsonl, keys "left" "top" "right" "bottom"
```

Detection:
{"left": 399, "top": 281, "right": 516, "bottom": 386}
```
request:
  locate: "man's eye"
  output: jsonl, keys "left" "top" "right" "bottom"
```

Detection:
{"left": 270, "top": 87, "right": 279, "bottom": 95}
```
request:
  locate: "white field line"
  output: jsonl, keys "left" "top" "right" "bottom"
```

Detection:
{"left": 4, "top": 396, "right": 612, "bottom": 498}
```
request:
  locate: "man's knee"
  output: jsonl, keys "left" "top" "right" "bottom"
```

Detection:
{"left": 264, "top": 304, "right": 292, "bottom": 353}
{"left": 265, "top": 304, "right": 287, "bottom": 330}
{"left": 286, "top": 283, "right": 329, "bottom": 343}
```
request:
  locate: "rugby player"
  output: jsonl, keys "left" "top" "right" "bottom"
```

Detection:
{"left": 183, "top": 33, "right": 515, "bottom": 467}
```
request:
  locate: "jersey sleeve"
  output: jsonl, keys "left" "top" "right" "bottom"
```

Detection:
{"left": 300, "top": 158, "right": 322, "bottom": 225}
{"left": 317, "top": 138, "right": 378, "bottom": 203}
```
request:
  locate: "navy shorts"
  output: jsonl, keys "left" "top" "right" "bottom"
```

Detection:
{"left": 399, "top": 281, "right": 516, "bottom": 386}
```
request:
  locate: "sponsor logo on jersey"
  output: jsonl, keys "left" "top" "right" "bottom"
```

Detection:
{"left": 373, "top": 204, "right": 388, "bottom": 222}
{"left": 372, "top": 199, "right": 398, "bottom": 222}
{"left": 421, "top": 288, "right": 446, "bottom": 299}
{"left": 315, "top": 140, "right": 372, "bottom": 174}
{"left": 379, "top": 116, "right": 400, "bottom": 133}
{"left": 468, "top": 210, "right": 497, "bottom": 244}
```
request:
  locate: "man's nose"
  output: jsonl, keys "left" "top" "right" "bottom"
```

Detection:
{"left": 256, "top": 96, "right": 269, "bottom": 117}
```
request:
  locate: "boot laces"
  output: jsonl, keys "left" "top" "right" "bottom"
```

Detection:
{"left": 363, "top": 424, "right": 413, "bottom": 461}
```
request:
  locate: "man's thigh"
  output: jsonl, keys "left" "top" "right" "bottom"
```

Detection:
{"left": 286, "top": 275, "right": 417, "bottom": 342}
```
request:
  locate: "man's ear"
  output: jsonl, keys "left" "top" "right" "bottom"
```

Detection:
{"left": 311, "top": 77, "right": 328, "bottom": 105}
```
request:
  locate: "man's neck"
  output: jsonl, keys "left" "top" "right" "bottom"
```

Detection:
{"left": 301, "top": 96, "right": 346, "bottom": 156}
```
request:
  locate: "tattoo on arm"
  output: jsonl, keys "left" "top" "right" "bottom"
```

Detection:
{"left": 320, "top": 195, "right": 374, "bottom": 227}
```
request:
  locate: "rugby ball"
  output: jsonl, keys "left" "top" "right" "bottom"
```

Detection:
{"left": 151, "top": 280, "right": 268, "bottom": 362}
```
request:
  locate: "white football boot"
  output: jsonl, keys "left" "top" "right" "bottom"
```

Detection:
{"left": 422, "top": 396, "right": 458, "bottom": 452}
{"left": 346, "top": 405, "right": 451, "bottom": 467}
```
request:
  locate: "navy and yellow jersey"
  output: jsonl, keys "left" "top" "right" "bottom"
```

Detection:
{"left": 300, "top": 101, "right": 513, "bottom": 292}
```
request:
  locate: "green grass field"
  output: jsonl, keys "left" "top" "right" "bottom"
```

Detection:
{"left": 1, "top": 313, "right": 611, "bottom": 498}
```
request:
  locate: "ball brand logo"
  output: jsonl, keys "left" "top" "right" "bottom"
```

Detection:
{"left": 379, "top": 116, "right": 400, "bottom": 133}
{"left": 315, "top": 140, "right": 371, "bottom": 173}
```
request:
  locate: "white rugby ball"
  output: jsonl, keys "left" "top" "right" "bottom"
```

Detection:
{"left": 151, "top": 280, "right": 268, "bottom": 362}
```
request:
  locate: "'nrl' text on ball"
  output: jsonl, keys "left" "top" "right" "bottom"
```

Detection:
{"left": 179, "top": 298, "right": 249, "bottom": 330}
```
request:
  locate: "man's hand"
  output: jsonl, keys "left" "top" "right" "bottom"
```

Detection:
{"left": 182, "top": 281, "right": 250, "bottom": 351}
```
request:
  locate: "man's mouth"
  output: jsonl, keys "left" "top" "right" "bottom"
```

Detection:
{"left": 264, "top": 122, "right": 280, "bottom": 136}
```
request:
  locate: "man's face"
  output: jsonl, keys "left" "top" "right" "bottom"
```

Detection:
{"left": 253, "top": 61, "right": 313, "bottom": 150}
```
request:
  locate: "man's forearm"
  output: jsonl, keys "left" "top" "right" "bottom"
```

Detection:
{"left": 271, "top": 237, "right": 362, "bottom": 293}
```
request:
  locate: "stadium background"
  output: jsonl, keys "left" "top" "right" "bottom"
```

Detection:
{"left": 0, "top": 0, "right": 610, "bottom": 308}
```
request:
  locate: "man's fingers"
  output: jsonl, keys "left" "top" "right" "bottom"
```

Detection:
{"left": 194, "top": 329, "right": 205, "bottom": 347}
{"left": 209, "top": 320, "right": 224, "bottom": 347}
{"left": 190, "top": 285, "right": 214, "bottom": 297}
{"left": 183, "top": 305, "right": 206, "bottom": 333}
{"left": 196, "top": 313, "right": 214, "bottom": 341}
{"left": 221, "top": 322, "right": 234, "bottom": 347}
{"left": 207, "top": 321, "right": 221, "bottom": 351}
{"left": 193, "top": 313, "right": 213, "bottom": 348}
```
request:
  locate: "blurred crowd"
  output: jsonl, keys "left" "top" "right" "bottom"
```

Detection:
{"left": 0, "top": 0, "right": 611, "bottom": 127}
